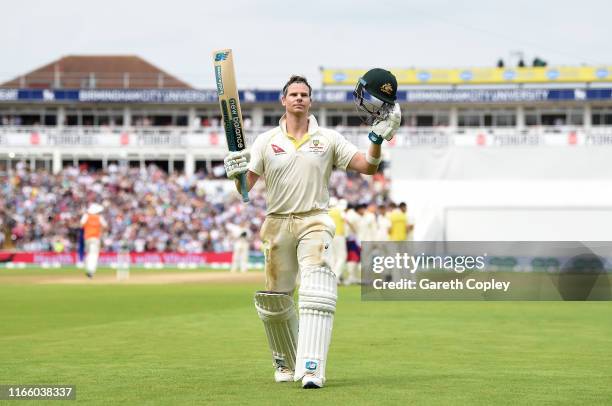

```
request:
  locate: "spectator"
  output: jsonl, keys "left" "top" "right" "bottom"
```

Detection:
{"left": 1, "top": 164, "right": 391, "bottom": 252}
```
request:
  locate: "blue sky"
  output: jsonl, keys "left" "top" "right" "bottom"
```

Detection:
{"left": 1, "top": 0, "right": 610, "bottom": 88}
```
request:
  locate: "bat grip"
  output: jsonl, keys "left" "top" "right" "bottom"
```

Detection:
{"left": 239, "top": 173, "right": 249, "bottom": 203}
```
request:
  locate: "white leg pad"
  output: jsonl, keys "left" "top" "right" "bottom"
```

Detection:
{"left": 254, "top": 291, "right": 298, "bottom": 371}
{"left": 294, "top": 266, "right": 337, "bottom": 382}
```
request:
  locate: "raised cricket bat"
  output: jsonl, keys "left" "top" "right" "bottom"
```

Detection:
{"left": 212, "top": 48, "right": 249, "bottom": 202}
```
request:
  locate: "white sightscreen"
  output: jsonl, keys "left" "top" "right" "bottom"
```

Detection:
{"left": 390, "top": 147, "right": 612, "bottom": 241}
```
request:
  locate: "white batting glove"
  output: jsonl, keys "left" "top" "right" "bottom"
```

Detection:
{"left": 223, "top": 150, "right": 251, "bottom": 180}
{"left": 370, "top": 103, "right": 401, "bottom": 142}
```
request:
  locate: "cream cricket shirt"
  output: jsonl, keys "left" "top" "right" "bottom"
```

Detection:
{"left": 249, "top": 115, "right": 358, "bottom": 215}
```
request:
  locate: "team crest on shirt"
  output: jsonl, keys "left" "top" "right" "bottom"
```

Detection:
{"left": 271, "top": 144, "right": 286, "bottom": 155}
{"left": 308, "top": 138, "right": 327, "bottom": 153}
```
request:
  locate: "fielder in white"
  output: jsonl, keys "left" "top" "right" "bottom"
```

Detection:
{"left": 344, "top": 203, "right": 362, "bottom": 285}
{"left": 224, "top": 71, "right": 401, "bottom": 389}
{"left": 229, "top": 222, "right": 250, "bottom": 273}
{"left": 328, "top": 198, "right": 348, "bottom": 283}
{"left": 358, "top": 203, "right": 378, "bottom": 243}
{"left": 376, "top": 204, "right": 392, "bottom": 242}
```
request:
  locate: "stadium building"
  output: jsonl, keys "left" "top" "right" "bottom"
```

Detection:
{"left": 2, "top": 56, "right": 612, "bottom": 243}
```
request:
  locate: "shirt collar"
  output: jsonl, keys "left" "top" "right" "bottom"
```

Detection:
{"left": 279, "top": 114, "right": 319, "bottom": 137}
{"left": 279, "top": 114, "right": 319, "bottom": 150}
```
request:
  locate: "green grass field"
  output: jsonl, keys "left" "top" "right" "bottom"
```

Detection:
{"left": 1, "top": 272, "right": 611, "bottom": 405}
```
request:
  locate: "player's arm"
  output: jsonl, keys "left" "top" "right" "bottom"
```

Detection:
{"left": 233, "top": 170, "right": 259, "bottom": 193}
{"left": 347, "top": 103, "right": 401, "bottom": 175}
{"left": 347, "top": 143, "right": 382, "bottom": 175}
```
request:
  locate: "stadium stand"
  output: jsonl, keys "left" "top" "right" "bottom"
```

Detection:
{"left": 0, "top": 164, "right": 388, "bottom": 253}
{"left": 2, "top": 55, "right": 612, "bottom": 255}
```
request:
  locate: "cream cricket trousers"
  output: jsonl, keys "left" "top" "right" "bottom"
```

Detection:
{"left": 231, "top": 239, "right": 249, "bottom": 273}
{"left": 331, "top": 235, "right": 347, "bottom": 280}
{"left": 85, "top": 238, "right": 101, "bottom": 274}
{"left": 260, "top": 211, "right": 336, "bottom": 293}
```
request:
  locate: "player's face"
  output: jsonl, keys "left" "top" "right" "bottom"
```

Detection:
{"left": 282, "top": 83, "right": 311, "bottom": 115}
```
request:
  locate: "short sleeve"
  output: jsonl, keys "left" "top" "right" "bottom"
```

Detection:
{"left": 248, "top": 133, "right": 266, "bottom": 176}
{"left": 332, "top": 130, "right": 359, "bottom": 170}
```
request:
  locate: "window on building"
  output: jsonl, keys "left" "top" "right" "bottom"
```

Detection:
{"left": 417, "top": 115, "right": 435, "bottom": 126}
{"left": 458, "top": 113, "right": 481, "bottom": 127}
{"left": 347, "top": 115, "right": 363, "bottom": 126}
{"left": 495, "top": 114, "right": 516, "bottom": 127}
{"left": 525, "top": 111, "right": 539, "bottom": 126}
{"left": 82, "top": 114, "right": 95, "bottom": 126}
{"left": 263, "top": 110, "right": 283, "bottom": 126}
{"left": 16, "top": 114, "right": 41, "bottom": 125}
{"left": 329, "top": 115, "right": 343, "bottom": 126}
{"left": 407, "top": 111, "right": 450, "bottom": 127}
{"left": 195, "top": 109, "right": 220, "bottom": 127}
{"left": 525, "top": 108, "right": 583, "bottom": 127}
{"left": 44, "top": 114, "right": 57, "bottom": 126}
{"left": 541, "top": 114, "right": 566, "bottom": 126}
{"left": 96, "top": 113, "right": 123, "bottom": 126}
{"left": 66, "top": 115, "right": 79, "bottom": 126}
{"left": 568, "top": 110, "right": 583, "bottom": 125}
{"left": 592, "top": 108, "right": 612, "bottom": 126}
{"left": 176, "top": 115, "right": 189, "bottom": 127}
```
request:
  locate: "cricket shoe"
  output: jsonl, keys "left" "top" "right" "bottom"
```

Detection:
{"left": 302, "top": 373, "right": 324, "bottom": 389}
{"left": 274, "top": 366, "right": 294, "bottom": 383}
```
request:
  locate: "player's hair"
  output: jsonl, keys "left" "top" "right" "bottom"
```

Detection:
{"left": 282, "top": 75, "right": 312, "bottom": 97}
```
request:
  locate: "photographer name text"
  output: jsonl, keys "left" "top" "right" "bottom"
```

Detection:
{"left": 372, "top": 278, "right": 511, "bottom": 292}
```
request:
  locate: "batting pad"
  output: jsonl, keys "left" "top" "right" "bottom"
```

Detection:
{"left": 294, "top": 266, "right": 338, "bottom": 382}
{"left": 254, "top": 291, "right": 298, "bottom": 371}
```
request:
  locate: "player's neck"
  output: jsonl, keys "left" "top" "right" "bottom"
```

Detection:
{"left": 285, "top": 112, "right": 309, "bottom": 139}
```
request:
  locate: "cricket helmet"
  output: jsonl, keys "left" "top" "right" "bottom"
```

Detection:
{"left": 353, "top": 68, "right": 397, "bottom": 123}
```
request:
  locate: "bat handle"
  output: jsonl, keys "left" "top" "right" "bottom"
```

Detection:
{"left": 239, "top": 173, "right": 249, "bottom": 203}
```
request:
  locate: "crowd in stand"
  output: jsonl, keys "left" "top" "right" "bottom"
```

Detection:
{"left": 0, "top": 162, "right": 390, "bottom": 253}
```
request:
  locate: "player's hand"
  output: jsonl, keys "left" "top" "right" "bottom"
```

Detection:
{"left": 224, "top": 150, "right": 251, "bottom": 180}
{"left": 370, "top": 103, "right": 401, "bottom": 142}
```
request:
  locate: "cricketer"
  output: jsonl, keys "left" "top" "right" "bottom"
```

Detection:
{"left": 223, "top": 70, "right": 401, "bottom": 388}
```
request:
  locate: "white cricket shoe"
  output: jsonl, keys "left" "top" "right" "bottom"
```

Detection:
{"left": 302, "top": 373, "right": 324, "bottom": 389}
{"left": 274, "top": 367, "right": 294, "bottom": 383}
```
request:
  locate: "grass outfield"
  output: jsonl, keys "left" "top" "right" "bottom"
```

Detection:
{"left": 0, "top": 277, "right": 611, "bottom": 404}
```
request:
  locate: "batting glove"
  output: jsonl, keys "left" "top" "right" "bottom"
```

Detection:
{"left": 224, "top": 150, "right": 251, "bottom": 180}
{"left": 369, "top": 103, "right": 402, "bottom": 143}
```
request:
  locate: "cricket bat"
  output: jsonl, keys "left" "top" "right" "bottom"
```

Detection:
{"left": 212, "top": 48, "right": 249, "bottom": 203}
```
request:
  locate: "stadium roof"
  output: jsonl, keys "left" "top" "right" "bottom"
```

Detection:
{"left": 0, "top": 55, "right": 192, "bottom": 89}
